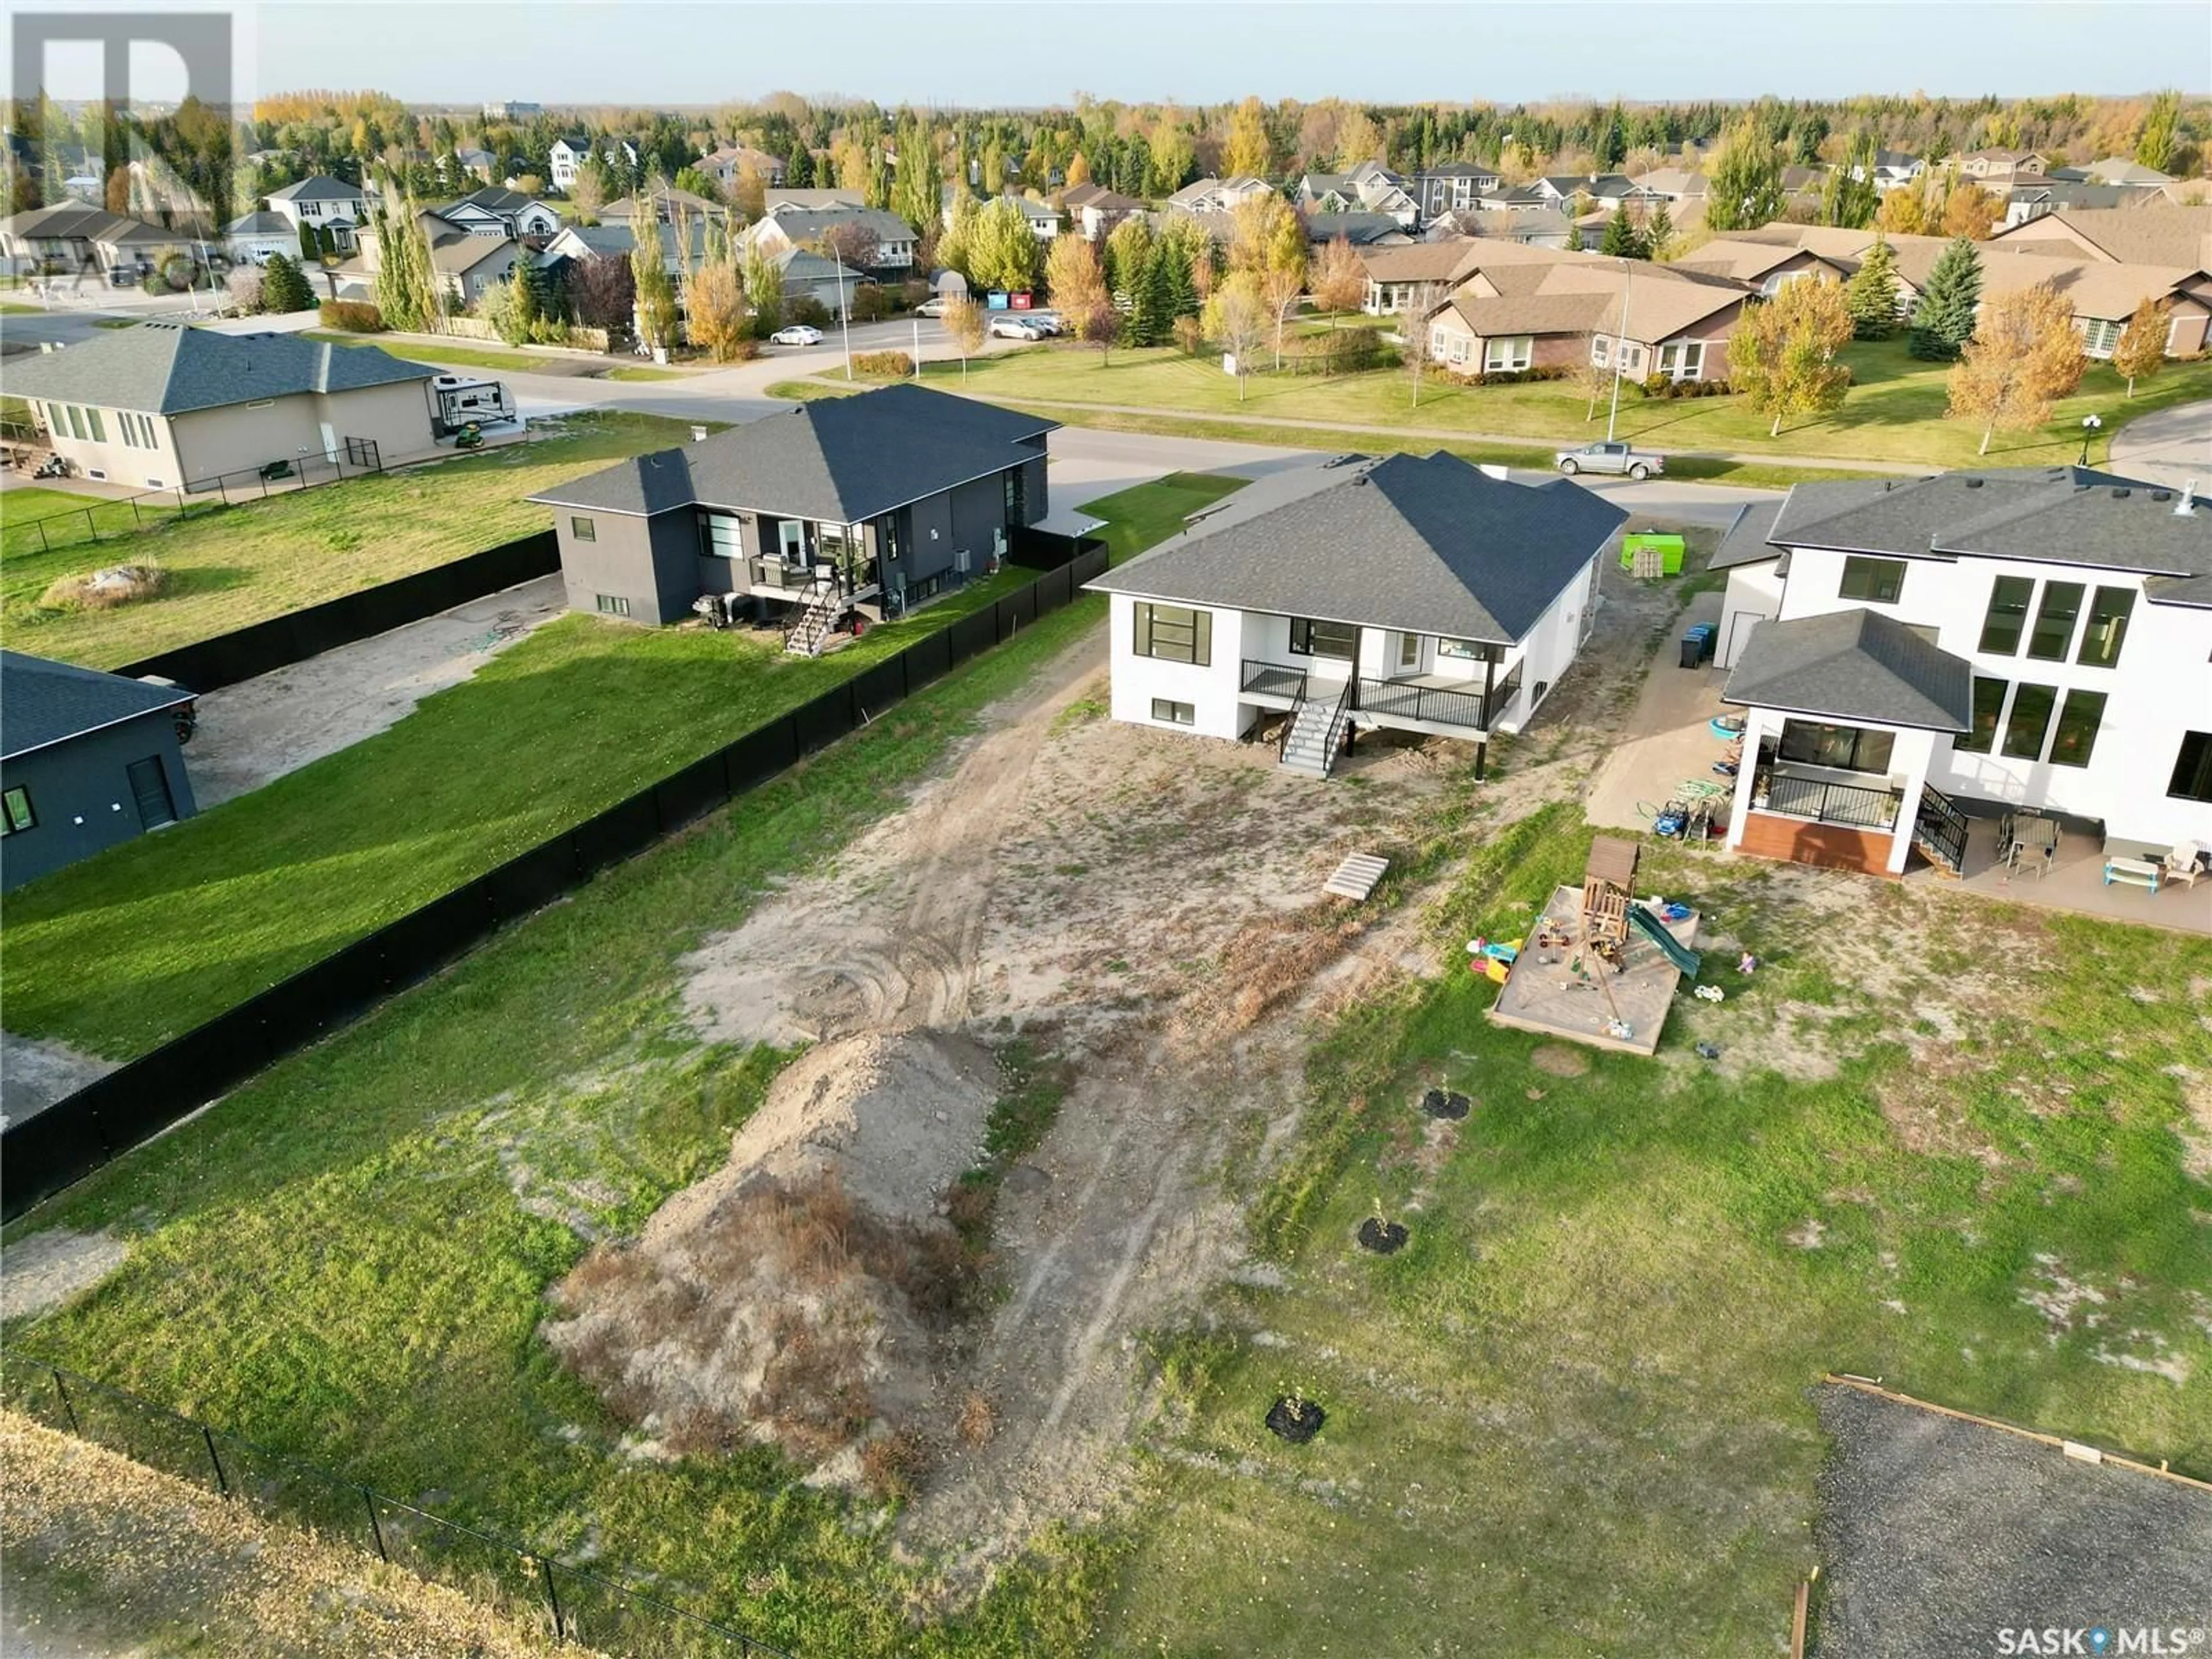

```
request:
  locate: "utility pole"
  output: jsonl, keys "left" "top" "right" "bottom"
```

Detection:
{"left": 1605, "top": 257, "right": 1634, "bottom": 444}
{"left": 836, "top": 249, "right": 853, "bottom": 380}
{"left": 912, "top": 314, "right": 921, "bottom": 380}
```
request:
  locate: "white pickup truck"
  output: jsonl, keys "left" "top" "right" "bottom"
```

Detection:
{"left": 1555, "top": 440, "right": 1665, "bottom": 480}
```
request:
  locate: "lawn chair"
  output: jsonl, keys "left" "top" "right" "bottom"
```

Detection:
{"left": 2160, "top": 840, "right": 2208, "bottom": 890}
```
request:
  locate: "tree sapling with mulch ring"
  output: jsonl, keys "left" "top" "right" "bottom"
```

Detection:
{"left": 1266, "top": 1387, "right": 1326, "bottom": 1444}
{"left": 1357, "top": 1215, "right": 1410, "bottom": 1254}
{"left": 1421, "top": 1088, "right": 1471, "bottom": 1120}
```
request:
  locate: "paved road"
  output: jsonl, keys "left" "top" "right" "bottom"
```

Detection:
{"left": 2108, "top": 397, "right": 2212, "bottom": 489}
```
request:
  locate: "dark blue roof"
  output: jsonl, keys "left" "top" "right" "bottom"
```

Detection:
{"left": 2, "top": 650, "right": 193, "bottom": 760}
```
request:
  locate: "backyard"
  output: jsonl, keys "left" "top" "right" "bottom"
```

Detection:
{"left": 921, "top": 336, "right": 2212, "bottom": 475}
{"left": 1, "top": 410, "right": 703, "bottom": 668}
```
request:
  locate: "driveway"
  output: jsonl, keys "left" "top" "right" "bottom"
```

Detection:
{"left": 2108, "top": 397, "right": 2212, "bottom": 488}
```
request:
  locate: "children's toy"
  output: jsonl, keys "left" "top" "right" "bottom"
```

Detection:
{"left": 1694, "top": 984, "right": 1725, "bottom": 1003}
{"left": 1737, "top": 952, "right": 1758, "bottom": 975}
{"left": 1694, "top": 1041, "right": 1721, "bottom": 1060}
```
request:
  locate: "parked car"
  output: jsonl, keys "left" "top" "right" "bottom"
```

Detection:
{"left": 770, "top": 324, "right": 824, "bottom": 346}
{"left": 988, "top": 316, "right": 1047, "bottom": 340}
{"left": 915, "top": 297, "right": 952, "bottom": 317}
{"left": 1555, "top": 440, "right": 1664, "bottom": 480}
{"left": 1021, "top": 309, "right": 1063, "bottom": 335}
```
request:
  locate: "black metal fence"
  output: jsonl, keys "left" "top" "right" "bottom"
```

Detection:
{"left": 1006, "top": 525, "right": 1107, "bottom": 571}
{"left": 2, "top": 543, "right": 1112, "bottom": 1221}
{"left": 9, "top": 1356, "right": 793, "bottom": 1657}
{"left": 4, "top": 448, "right": 388, "bottom": 556}
{"left": 111, "top": 530, "right": 560, "bottom": 693}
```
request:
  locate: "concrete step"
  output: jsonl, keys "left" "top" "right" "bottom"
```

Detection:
{"left": 1324, "top": 851, "right": 1391, "bottom": 899}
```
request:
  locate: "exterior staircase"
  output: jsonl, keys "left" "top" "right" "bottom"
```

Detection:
{"left": 783, "top": 582, "right": 841, "bottom": 657}
{"left": 1909, "top": 782, "right": 1969, "bottom": 877}
{"left": 1278, "top": 682, "right": 1352, "bottom": 778}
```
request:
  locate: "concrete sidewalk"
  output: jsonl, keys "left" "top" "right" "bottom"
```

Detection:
{"left": 1585, "top": 589, "right": 1736, "bottom": 834}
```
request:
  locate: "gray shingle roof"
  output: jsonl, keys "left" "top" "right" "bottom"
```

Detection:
{"left": 1, "top": 323, "right": 433, "bottom": 415}
{"left": 266, "top": 175, "right": 362, "bottom": 203}
{"left": 526, "top": 384, "right": 1057, "bottom": 522}
{"left": 1305, "top": 212, "right": 1407, "bottom": 245}
{"left": 763, "top": 206, "right": 916, "bottom": 245}
{"left": 1711, "top": 499, "right": 1786, "bottom": 570}
{"left": 224, "top": 211, "right": 293, "bottom": 234}
{"left": 1087, "top": 452, "right": 1627, "bottom": 645}
{"left": 1721, "top": 609, "right": 1972, "bottom": 732}
{"left": 1771, "top": 468, "right": 2211, "bottom": 579}
{"left": 1, "top": 650, "right": 194, "bottom": 760}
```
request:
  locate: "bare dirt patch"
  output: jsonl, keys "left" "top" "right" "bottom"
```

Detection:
{"left": 1530, "top": 1044, "right": 1591, "bottom": 1078}
{"left": 0, "top": 1229, "right": 130, "bottom": 1321}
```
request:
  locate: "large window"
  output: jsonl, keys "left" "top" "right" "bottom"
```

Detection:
{"left": 2081, "top": 317, "right": 2122, "bottom": 357}
{"left": 1289, "top": 617, "right": 1359, "bottom": 660}
{"left": 1978, "top": 575, "right": 2034, "bottom": 654}
{"left": 699, "top": 513, "right": 743, "bottom": 559}
{"left": 1839, "top": 556, "right": 1906, "bottom": 604}
{"left": 2025, "top": 581, "right": 2084, "bottom": 661}
{"left": 1777, "top": 719, "right": 1895, "bottom": 775}
{"left": 2047, "top": 690, "right": 2105, "bottom": 768}
{"left": 0, "top": 786, "right": 33, "bottom": 835}
{"left": 1657, "top": 340, "right": 1704, "bottom": 381}
{"left": 2171, "top": 732, "right": 2212, "bottom": 802}
{"left": 1953, "top": 676, "right": 2008, "bottom": 754}
{"left": 2000, "top": 682, "right": 2057, "bottom": 759}
{"left": 2075, "top": 586, "right": 2134, "bottom": 668}
{"left": 1133, "top": 602, "right": 1211, "bottom": 666}
{"left": 1482, "top": 335, "right": 1532, "bottom": 372}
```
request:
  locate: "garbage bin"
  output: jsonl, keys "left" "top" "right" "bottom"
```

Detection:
{"left": 1680, "top": 623, "right": 1714, "bottom": 669}
{"left": 1695, "top": 623, "right": 1715, "bottom": 663}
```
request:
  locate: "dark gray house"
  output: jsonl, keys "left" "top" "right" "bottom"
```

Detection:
{"left": 529, "top": 384, "right": 1056, "bottom": 654}
{"left": 1, "top": 651, "right": 198, "bottom": 891}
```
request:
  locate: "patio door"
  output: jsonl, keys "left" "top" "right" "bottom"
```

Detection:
{"left": 126, "top": 756, "right": 177, "bottom": 828}
{"left": 1395, "top": 631, "right": 1425, "bottom": 674}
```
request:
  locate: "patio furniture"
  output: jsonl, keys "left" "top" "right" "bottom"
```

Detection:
{"left": 2160, "top": 842, "right": 2208, "bottom": 890}
{"left": 2103, "top": 856, "right": 2161, "bottom": 892}
{"left": 2003, "top": 812, "right": 2060, "bottom": 871}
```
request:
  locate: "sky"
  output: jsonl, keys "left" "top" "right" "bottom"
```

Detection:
{"left": 236, "top": 1, "right": 2209, "bottom": 108}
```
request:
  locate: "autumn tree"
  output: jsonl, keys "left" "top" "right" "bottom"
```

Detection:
{"left": 740, "top": 237, "right": 784, "bottom": 336}
{"left": 1705, "top": 114, "right": 1786, "bottom": 232}
{"left": 686, "top": 219, "right": 750, "bottom": 361}
{"left": 1310, "top": 233, "right": 1366, "bottom": 320}
{"left": 571, "top": 155, "right": 610, "bottom": 222}
{"left": 730, "top": 162, "right": 767, "bottom": 222}
{"left": 817, "top": 219, "right": 881, "bottom": 271}
{"left": 1064, "top": 151, "right": 1092, "bottom": 188}
{"left": 1046, "top": 231, "right": 1115, "bottom": 362}
{"left": 1224, "top": 96, "right": 1272, "bottom": 179}
{"left": 1946, "top": 283, "right": 2087, "bottom": 454}
{"left": 1571, "top": 352, "right": 1613, "bottom": 422}
{"left": 1203, "top": 270, "right": 1269, "bottom": 399}
{"left": 1227, "top": 191, "right": 1304, "bottom": 279}
{"left": 1334, "top": 108, "right": 1382, "bottom": 170}
{"left": 568, "top": 253, "right": 634, "bottom": 332}
{"left": 631, "top": 211, "right": 678, "bottom": 349}
{"left": 1940, "top": 180, "right": 2001, "bottom": 240}
{"left": 1908, "top": 237, "right": 1982, "bottom": 360}
{"left": 1844, "top": 234, "right": 1900, "bottom": 339}
{"left": 1725, "top": 276, "right": 1855, "bottom": 437}
{"left": 941, "top": 293, "right": 986, "bottom": 380}
{"left": 1873, "top": 184, "right": 1929, "bottom": 236}
{"left": 2111, "top": 296, "right": 2171, "bottom": 397}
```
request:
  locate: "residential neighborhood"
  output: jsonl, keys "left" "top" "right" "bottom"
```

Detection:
{"left": 1, "top": 18, "right": 2208, "bottom": 1659}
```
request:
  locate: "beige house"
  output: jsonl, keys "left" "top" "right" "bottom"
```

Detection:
{"left": 1990, "top": 204, "right": 2212, "bottom": 271}
{"left": 4, "top": 323, "right": 437, "bottom": 491}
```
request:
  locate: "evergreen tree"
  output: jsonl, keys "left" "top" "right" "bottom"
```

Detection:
{"left": 1822, "top": 131, "right": 1880, "bottom": 228}
{"left": 1599, "top": 204, "right": 1646, "bottom": 259}
{"left": 1907, "top": 237, "right": 1982, "bottom": 360}
{"left": 260, "top": 249, "right": 314, "bottom": 312}
{"left": 1157, "top": 230, "right": 1198, "bottom": 319}
{"left": 784, "top": 140, "right": 813, "bottom": 189}
{"left": 297, "top": 221, "right": 317, "bottom": 260}
{"left": 2135, "top": 89, "right": 2181, "bottom": 173}
{"left": 1130, "top": 246, "right": 1174, "bottom": 346}
{"left": 1645, "top": 202, "right": 1676, "bottom": 261}
{"left": 1596, "top": 104, "right": 1627, "bottom": 170}
{"left": 1566, "top": 219, "right": 1585, "bottom": 252}
{"left": 1844, "top": 234, "right": 1900, "bottom": 339}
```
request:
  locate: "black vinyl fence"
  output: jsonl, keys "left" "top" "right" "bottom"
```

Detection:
{"left": 2, "top": 541, "right": 1112, "bottom": 1221}
{"left": 10, "top": 1357, "right": 794, "bottom": 1657}
{"left": 111, "top": 529, "right": 562, "bottom": 694}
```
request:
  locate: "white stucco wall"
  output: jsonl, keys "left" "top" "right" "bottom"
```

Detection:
{"left": 1776, "top": 541, "right": 2212, "bottom": 847}
{"left": 1105, "top": 593, "right": 1253, "bottom": 741}
{"left": 1717, "top": 560, "right": 1785, "bottom": 669}
{"left": 1725, "top": 708, "right": 1936, "bottom": 874}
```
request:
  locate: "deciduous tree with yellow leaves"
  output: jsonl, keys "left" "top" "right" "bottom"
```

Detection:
{"left": 1946, "top": 283, "right": 2087, "bottom": 454}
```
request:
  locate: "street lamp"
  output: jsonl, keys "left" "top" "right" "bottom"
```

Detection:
{"left": 2078, "top": 414, "right": 2103, "bottom": 466}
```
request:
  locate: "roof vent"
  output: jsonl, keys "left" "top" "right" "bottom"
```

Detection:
{"left": 1349, "top": 472, "right": 1369, "bottom": 486}
{"left": 2152, "top": 490, "right": 2173, "bottom": 502}
{"left": 1964, "top": 476, "right": 1983, "bottom": 488}
{"left": 2177, "top": 479, "right": 2198, "bottom": 517}
{"left": 2111, "top": 487, "right": 2130, "bottom": 499}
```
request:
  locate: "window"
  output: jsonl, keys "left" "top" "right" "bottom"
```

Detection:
{"left": 1838, "top": 556, "right": 1906, "bottom": 604}
{"left": 1397, "top": 632, "right": 1421, "bottom": 671}
{"left": 2025, "top": 581, "right": 2083, "bottom": 661}
{"left": 1591, "top": 335, "right": 1610, "bottom": 367}
{"left": 1953, "top": 676, "right": 2008, "bottom": 754}
{"left": 1999, "top": 682, "right": 2056, "bottom": 759}
{"left": 1132, "top": 602, "right": 1211, "bottom": 665}
{"left": 1483, "top": 335, "right": 1532, "bottom": 372}
{"left": 1150, "top": 698, "right": 1195, "bottom": 726}
{"left": 1618, "top": 343, "right": 1645, "bottom": 372}
{"left": 594, "top": 593, "right": 631, "bottom": 616}
{"left": 570, "top": 515, "right": 596, "bottom": 541}
{"left": 1657, "top": 340, "right": 1704, "bottom": 381}
{"left": 2075, "top": 586, "right": 2134, "bottom": 668}
{"left": 699, "top": 513, "right": 743, "bottom": 559}
{"left": 2047, "top": 689, "right": 2105, "bottom": 768}
{"left": 85, "top": 407, "right": 105, "bottom": 442}
{"left": 1289, "top": 617, "right": 1359, "bottom": 660}
{"left": 1978, "top": 575, "right": 2035, "bottom": 654}
{"left": 2081, "top": 317, "right": 2121, "bottom": 357}
{"left": 778, "top": 520, "right": 807, "bottom": 564}
{"left": 1437, "top": 637, "right": 1490, "bottom": 660}
{"left": 2170, "top": 732, "right": 2212, "bottom": 802}
{"left": 0, "top": 786, "right": 33, "bottom": 835}
{"left": 1777, "top": 719, "right": 1895, "bottom": 775}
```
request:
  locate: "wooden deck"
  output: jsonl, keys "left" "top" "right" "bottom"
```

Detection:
{"left": 1484, "top": 885, "right": 1699, "bottom": 1058}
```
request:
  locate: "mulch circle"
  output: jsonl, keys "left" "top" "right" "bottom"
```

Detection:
{"left": 1421, "top": 1089, "right": 1472, "bottom": 1120}
{"left": 1266, "top": 1396, "right": 1326, "bottom": 1444}
{"left": 1357, "top": 1217, "right": 1410, "bottom": 1255}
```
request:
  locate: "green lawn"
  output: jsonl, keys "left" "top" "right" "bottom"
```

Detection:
{"left": 304, "top": 330, "right": 594, "bottom": 377}
{"left": 0, "top": 300, "right": 44, "bottom": 315}
{"left": 924, "top": 338, "right": 2212, "bottom": 472}
{"left": 1099, "top": 804, "right": 2212, "bottom": 1655}
{"left": 2, "top": 486, "right": 182, "bottom": 559}
{"left": 0, "top": 411, "right": 704, "bottom": 669}
{"left": 2, "top": 478, "right": 1234, "bottom": 1659}
{"left": 603, "top": 364, "right": 691, "bottom": 382}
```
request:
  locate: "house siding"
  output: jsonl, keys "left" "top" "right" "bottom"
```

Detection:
{"left": 166, "top": 381, "right": 435, "bottom": 485}
{"left": 1733, "top": 812, "right": 1896, "bottom": 876}
{"left": 0, "top": 711, "right": 196, "bottom": 891}
{"left": 555, "top": 510, "right": 697, "bottom": 625}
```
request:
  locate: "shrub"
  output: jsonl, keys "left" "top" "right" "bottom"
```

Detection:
{"left": 319, "top": 300, "right": 384, "bottom": 332}
{"left": 899, "top": 278, "right": 931, "bottom": 310}
{"left": 851, "top": 349, "right": 915, "bottom": 379}
{"left": 786, "top": 296, "right": 831, "bottom": 329}
{"left": 1283, "top": 324, "right": 1390, "bottom": 376}
{"left": 1172, "top": 315, "right": 1205, "bottom": 356}
{"left": 849, "top": 283, "right": 892, "bottom": 323}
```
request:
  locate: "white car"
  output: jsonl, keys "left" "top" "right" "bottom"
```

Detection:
{"left": 988, "top": 315, "right": 1046, "bottom": 340}
{"left": 770, "top": 324, "right": 824, "bottom": 346}
{"left": 915, "top": 297, "right": 951, "bottom": 317}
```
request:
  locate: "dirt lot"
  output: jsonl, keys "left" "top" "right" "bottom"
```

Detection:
{"left": 673, "top": 551, "right": 1698, "bottom": 1569}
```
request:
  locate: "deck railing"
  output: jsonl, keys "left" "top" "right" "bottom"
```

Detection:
{"left": 1758, "top": 768, "right": 1904, "bottom": 831}
{"left": 1241, "top": 658, "right": 1309, "bottom": 700}
{"left": 1355, "top": 675, "right": 1490, "bottom": 732}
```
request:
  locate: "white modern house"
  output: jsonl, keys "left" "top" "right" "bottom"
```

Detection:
{"left": 1085, "top": 453, "right": 1628, "bottom": 779}
{"left": 1713, "top": 468, "right": 2212, "bottom": 877}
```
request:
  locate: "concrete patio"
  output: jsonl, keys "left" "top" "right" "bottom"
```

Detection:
{"left": 1901, "top": 813, "right": 2211, "bottom": 934}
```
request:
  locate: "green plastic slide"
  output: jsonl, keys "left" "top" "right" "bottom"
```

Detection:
{"left": 1628, "top": 903, "right": 1702, "bottom": 977}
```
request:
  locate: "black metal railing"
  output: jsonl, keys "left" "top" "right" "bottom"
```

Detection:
{"left": 1914, "top": 783, "right": 1970, "bottom": 873}
{"left": 1241, "top": 657, "right": 1308, "bottom": 700}
{"left": 1758, "top": 768, "right": 1904, "bottom": 831}
{"left": 9, "top": 1356, "right": 794, "bottom": 1657}
{"left": 2, "top": 446, "right": 388, "bottom": 556}
{"left": 1482, "top": 660, "right": 1524, "bottom": 729}
{"left": 1355, "top": 675, "right": 1490, "bottom": 732}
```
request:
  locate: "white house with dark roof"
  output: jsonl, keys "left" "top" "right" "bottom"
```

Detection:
{"left": 4, "top": 322, "right": 437, "bottom": 488}
{"left": 264, "top": 176, "right": 367, "bottom": 250}
{"left": 1084, "top": 453, "right": 1627, "bottom": 778}
{"left": 1714, "top": 468, "right": 2212, "bottom": 878}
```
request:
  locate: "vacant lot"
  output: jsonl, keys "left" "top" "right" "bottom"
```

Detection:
{"left": 926, "top": 337, "right": 2212, "bottom": 473}
{"left": 1, "top": 410, "right": 701, "bottom": 668}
